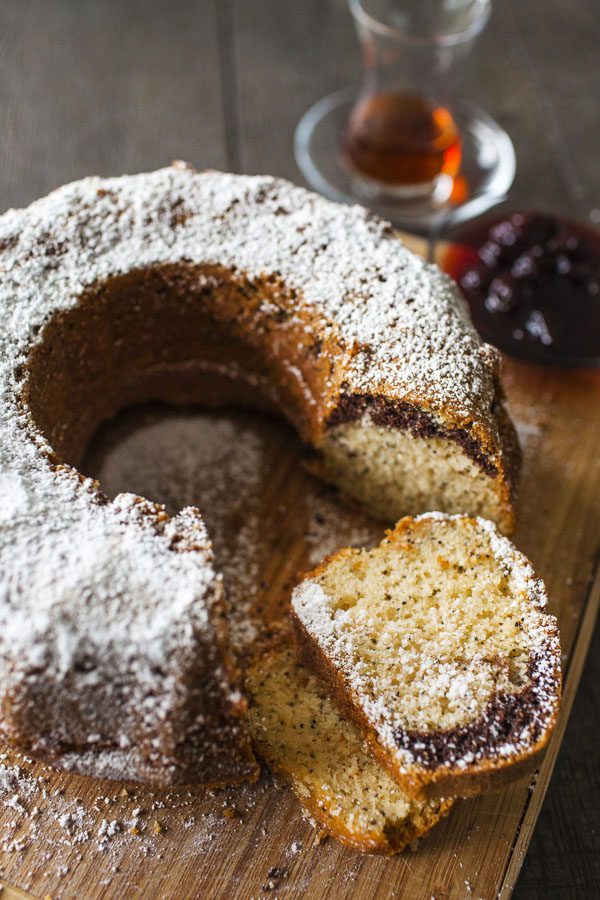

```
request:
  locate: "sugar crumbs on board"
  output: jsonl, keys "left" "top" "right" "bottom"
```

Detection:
{"left": 0, "top": 751, "right": 270, "bottom": 894}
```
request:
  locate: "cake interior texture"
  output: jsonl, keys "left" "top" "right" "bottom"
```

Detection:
{"left": 0, "top": 166, "right": 519, "bottom": 786}
{"left": 21, "top": 261, "right": 515, "bottom": 533}
{"left": 292, "top": 514, "right": 561, "bottom": 799}
{"left": 319, "top": 420, "right": 508, "bottom": 527}
{"left": 246, "top": 642, "right": 451, "bottom": 854}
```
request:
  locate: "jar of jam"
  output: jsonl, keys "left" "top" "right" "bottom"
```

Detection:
{"left": 441, "top": 209, "right": 600, "bottom": 367}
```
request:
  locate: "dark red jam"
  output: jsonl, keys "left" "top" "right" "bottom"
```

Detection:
{"left": 442, "top": 211, "right": 600, "bottom": 366}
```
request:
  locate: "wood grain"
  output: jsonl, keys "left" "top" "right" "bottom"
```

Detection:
{"left": 0, "top": 0, "right": 227, "bottom": 208}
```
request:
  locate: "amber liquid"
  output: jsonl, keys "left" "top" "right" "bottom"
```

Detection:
{"left": 342, "top": 91, "right": 462, "bottom": 188}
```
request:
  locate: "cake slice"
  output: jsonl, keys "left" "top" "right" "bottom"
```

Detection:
{"left": 246, "top": 639, "right": 452, "bottom": 855}
{"left": 291, "top": 514, "right": 561, "bottom": 801}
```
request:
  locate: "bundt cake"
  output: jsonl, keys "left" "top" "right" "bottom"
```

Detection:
{"left": 246, "top": 637, "right": 452, "bottom": 854}
{"left": 292, "top": 514, "right": 561, "bottom": 800}
{"left": 0, "top": 163, "right": 517, "bottom": 784}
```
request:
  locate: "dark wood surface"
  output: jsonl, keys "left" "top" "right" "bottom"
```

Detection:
{"left": 0, "top": 1, "right": 598, "bottom": 897}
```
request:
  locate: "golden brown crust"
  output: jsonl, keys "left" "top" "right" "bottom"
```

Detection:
{"left": 2, "top": 165, "right": 519, "bottom": 785}
{"left": 246, "top": 639, "right": 453, "bottom": 855}
{"left": 292, "top": 784, "right": 451, "bottom": 856}
{"left": 291, "top": 515, "right": 561, "bottom": 802}
{"left": 292, "top": 609, "right": 558, "bottom": 801}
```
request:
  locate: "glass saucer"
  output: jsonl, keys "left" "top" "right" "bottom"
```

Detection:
{"left": 294, "top": 88, "right": 516, "bottom": 235}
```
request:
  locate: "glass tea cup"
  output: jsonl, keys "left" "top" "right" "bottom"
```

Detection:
{"left": 342, "top": 0, "right": 491, "bottom": 202}
{"left": 295, "top": 0, "right": 515, "bottom": 233}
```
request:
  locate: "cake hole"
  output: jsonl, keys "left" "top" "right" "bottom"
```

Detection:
{"left": 334, "top": 596, "right": 357, "bottom": 612}
{"left": 21, "top": 262, "right": 331, "bottom": 470}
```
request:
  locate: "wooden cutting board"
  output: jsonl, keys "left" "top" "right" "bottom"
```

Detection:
{"left": 1, "top": 235, "right": 599, "bottom": 900}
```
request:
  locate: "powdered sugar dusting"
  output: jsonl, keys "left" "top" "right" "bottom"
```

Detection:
{"left": 0, "top": 165, "right": 500, "bottom": 782}
{"left": 292, "top": 513, "right": 560, "bottom": 774}
{"left": 84, "top": 407, "right": 267, "bottom": 656}
{"left": 414, "top": 512, "right": 548, "bottom": 609}
{"left": 0, "top": 749, "right": 271, "bottom": 893}
{"left": 0, "top": 165, "right": 497, "bottom": 423}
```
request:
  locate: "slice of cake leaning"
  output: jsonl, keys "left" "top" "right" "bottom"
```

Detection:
{"left": 246, "top": 637, "right": 452, "bottom": 854}
{"left": 291, "top": 514, "right": 561, "bottom": 801}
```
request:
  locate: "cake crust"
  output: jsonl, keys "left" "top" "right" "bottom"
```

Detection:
{"left": 246, "top": 634, "right": 452, "bottom": 854}
{"left": 0, "top": 164, "right": 518, "bottom": 783}
{"left": 292, "top": 514, "right": 561, "bottom": 801}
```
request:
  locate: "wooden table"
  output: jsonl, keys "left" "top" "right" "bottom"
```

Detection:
{"left": 0, "top": 2, "right": 598, "bottom": 898}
